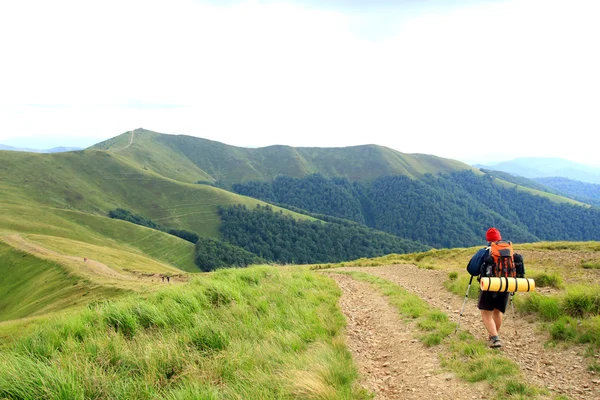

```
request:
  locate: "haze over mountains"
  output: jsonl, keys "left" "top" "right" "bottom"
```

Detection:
{"left": 476, "top": 157, "right": 600, "bottom": 184}
{"left": 0, "top": 144, "right": 83, "bottom": 153}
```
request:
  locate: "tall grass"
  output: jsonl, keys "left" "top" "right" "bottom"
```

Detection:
{"left": 516, "top": 286, "right": 600, "bottom": 346}
{"left": 581, "top": 261, "right": 600, "bottom": 269}
{"left": 0, "top": 267, "right": 371, "bottom": 399}
{"left": 529, "top": 272, "right": 563, "bottom": 289}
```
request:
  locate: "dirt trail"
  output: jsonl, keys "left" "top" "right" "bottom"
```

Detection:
{"left": 0, "top": 234, "right": 178, "bottom": 285}
{"left": 328, "top": 273, "right": 488, "bottom": 399}
{"left": 124, "top": 130, "right": 135, "bottom": 149}
{"left": 338, "top": 265, "right": 600, "bottom": 400}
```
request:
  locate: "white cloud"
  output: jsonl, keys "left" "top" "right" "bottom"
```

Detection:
{"left": 0, "top": 0, "right": 598, "bottom": 166}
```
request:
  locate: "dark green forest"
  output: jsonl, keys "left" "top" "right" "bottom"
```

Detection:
{"left": 535, "top": 177, "right": 600, "bottom": 207}
{"left": 219, "top": 205, "right": 429, "bottom": 264}
{"left": 108, "top": 206, "right": 425, "bottom": 269}
{"left": 194, "top": 237, "right": 265, "bottom": 271}
{"left": 233, "top": 172, "right": 600, "bottom": 248}
{"left": 233, "top": 175, "right": 365, "bottom": 224}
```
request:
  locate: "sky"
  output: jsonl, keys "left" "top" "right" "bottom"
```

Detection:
{"left": 0, "top": 0, "right": 598, "bottom": 166}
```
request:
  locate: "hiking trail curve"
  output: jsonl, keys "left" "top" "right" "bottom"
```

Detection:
{"left": 328, "top": 265, "right": 599, "bottom": 400}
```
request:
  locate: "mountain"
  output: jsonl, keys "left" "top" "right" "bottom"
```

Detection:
{"left": 94, "top": 129, "right": 581, "bottom": 207}
{"left": 0, "top": 141, "right": 322, "bottom": 320}
{"left": 479, "top": 157, "right": 600, "bottom": 184}
{"left": 4, "top": 127, "right": 600, "bottom": 321}
{"left": 534, "top": 177, "right": 600, "bottom": 207}
{"left": 92, "top": 128, "right": 480, "bottom": 187}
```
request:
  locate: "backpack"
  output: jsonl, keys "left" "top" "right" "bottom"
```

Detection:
{"left": 487, "top": 240, "right": 516, "bottom": 278}
{"left": 466, "top": 247, "right": 487, "bottom": 276}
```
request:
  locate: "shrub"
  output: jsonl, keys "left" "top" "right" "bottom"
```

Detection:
{"left": 582, "top": 261, "right": 600, "bottom": 269}
{"left": 562, "top": 286, "right": 600, "bottom": 317}
{"left": 516, "top": 293, "right": 561, "bottom": 321}
{"left": 531, "top": 272, "right": 563, "bottom": 289}
{"left": 550, "top": 317, "right": 577, "bottom": 341}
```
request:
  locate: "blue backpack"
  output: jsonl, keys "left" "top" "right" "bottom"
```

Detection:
{"left": 466, "top": 247, "right": 488, "bottom": 276}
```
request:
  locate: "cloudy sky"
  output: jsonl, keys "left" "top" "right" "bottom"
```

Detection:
{"left": 1, "top": 0, "right": 598, "bottom": 165}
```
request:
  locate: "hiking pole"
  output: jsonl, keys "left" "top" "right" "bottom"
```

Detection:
{"left": 455, "top": 275, "right": 474, "bottom": 334}
{"left": 510, "top": 293, "right": 518, "bottom": 335}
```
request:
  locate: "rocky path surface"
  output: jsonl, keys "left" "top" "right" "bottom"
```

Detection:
{"left": 328, "top": 273, "right": 488, "bottom": 400}
{"left": 336, "top": 265, "right": 600, "bottom": 400}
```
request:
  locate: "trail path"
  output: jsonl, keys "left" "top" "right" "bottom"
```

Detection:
{"left": 328, "top": 273, "right": 488, "bottom": 399}
{"left": 0, "top": 234, "right": 182, "bottom": 286}
{"left": 335, "top": 265, "right": 600, "bottom": 400}
{"left": 124, "top": 130, "right": 135, "bottom": 149}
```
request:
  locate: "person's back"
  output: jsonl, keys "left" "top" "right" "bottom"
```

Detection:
{"left": 470, "top": 227, "right": 511, "bottom": 348}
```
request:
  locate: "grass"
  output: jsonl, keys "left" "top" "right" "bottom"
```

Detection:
{"left": 582, "top": 260, "right": 600, "bottom": 269}
{"left": 0, "top": 267, "right": 371, "bottom": 400}
{"left": 529, "top": 272, "right": 563, "bottom": 289}
{"left": 516, "top": 286, "right": 600, "bottom": 347}
{"left": 335, "top": 271, "right": 540, "bottom": 399}
{"left": 0, "top": 242, "right": 127, "bottom": 322}
{"left": 444, "top": 274, "right": 479, "bottom": 299}
{"left": 98, "top": 129, "right": 479, "bottom": 187}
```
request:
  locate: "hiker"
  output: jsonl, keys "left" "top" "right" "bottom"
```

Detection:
{"left": 166, "top": 276, "right": 170, "bottom": 283}
{"left": 466, "top": 227, "right": 523, "bottom": 348}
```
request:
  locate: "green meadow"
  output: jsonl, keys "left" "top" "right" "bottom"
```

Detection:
{"left": 0, "top": 267, "right": 370, "bottom": 400}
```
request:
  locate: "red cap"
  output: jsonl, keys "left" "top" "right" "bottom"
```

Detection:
{"left": 486, "top": 227, "right": 502, "bottom": 242}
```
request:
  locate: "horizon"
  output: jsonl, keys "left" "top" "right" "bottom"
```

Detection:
{"left": 2, "top": 128, "right": 599, "bottom": 170}
{"left": 1, "top": 0, "right": 599, "bottom": 167}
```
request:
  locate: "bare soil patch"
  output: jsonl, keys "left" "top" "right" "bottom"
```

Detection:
{"left": 327, "top": 273, "right": 488, "bottom": 400}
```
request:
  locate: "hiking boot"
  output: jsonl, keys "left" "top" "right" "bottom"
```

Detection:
{"left": 489, "top": 336, "right": 502, "bottom": 348}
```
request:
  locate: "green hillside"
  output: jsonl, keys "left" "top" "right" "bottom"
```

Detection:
{"left": 0, "top": 242, "right": 126, "bottom": 322}
{"left": 92, "top": 129, "right": 582, "bottom": 207}
{"left": 0, "top": 146, "right": 315, "bottom": 321}
{"left": 92, "top": 128, "right": 481, "bottom": 187}
{"left": 0, "top": 149, "right": 309, "bottom": 236}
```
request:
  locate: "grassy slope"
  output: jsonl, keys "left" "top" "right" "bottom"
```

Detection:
{"left": 0, "top": 242, "right": 126, "bottom": 322}
{"left": 93, "top": 129, "right": 582, "bottom": 206}
{"left": 0, "top": 266, "right": 370, "bottom": 399}
{"left": 0, "top": 204, "right": 198, "bottom": 273}
{"left": 0, "top": 148, "right": 312, "bottom": 237}
{"left": 94, "top": 129, "right": 480, "bottom": 186}
{"left": 0, "top": 144, "right": 317, "bottom": 321}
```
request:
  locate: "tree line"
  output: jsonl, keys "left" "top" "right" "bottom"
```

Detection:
{"left": 218, "top": 204, "right": 429, "bottom": 264}
{"left": 232, "top": 172, "right": 600, "bottom": 248}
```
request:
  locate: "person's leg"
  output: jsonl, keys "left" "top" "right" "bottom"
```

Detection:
{"left": 481, "top": 309, "right": 498, "bottom": 337}
{"left": 492, "top": 309, "right": 503, "bottom": 333}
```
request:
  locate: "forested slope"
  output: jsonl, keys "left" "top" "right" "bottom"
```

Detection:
{"left": 233, "top": 171, "right": 600, "bottom": 248}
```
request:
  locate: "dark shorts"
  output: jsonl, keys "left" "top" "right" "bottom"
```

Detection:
{"left": 478, "top": 291, "right": 510, "bottom": 313}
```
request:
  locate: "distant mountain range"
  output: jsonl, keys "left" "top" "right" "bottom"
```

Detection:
{"left": 92, "top": 129, "right": 478, "bottom": 187}
{"left": 534, "top": 177, "right": 600, "bottom": 208}
{"left": 2, "top": 128, "right": 600, "bottom": 257}
{"left": 0, "top": 144, "right": 83, "bottom": 153}
{"left": 476, "top": 157, "right": 600, "bottom": 184}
